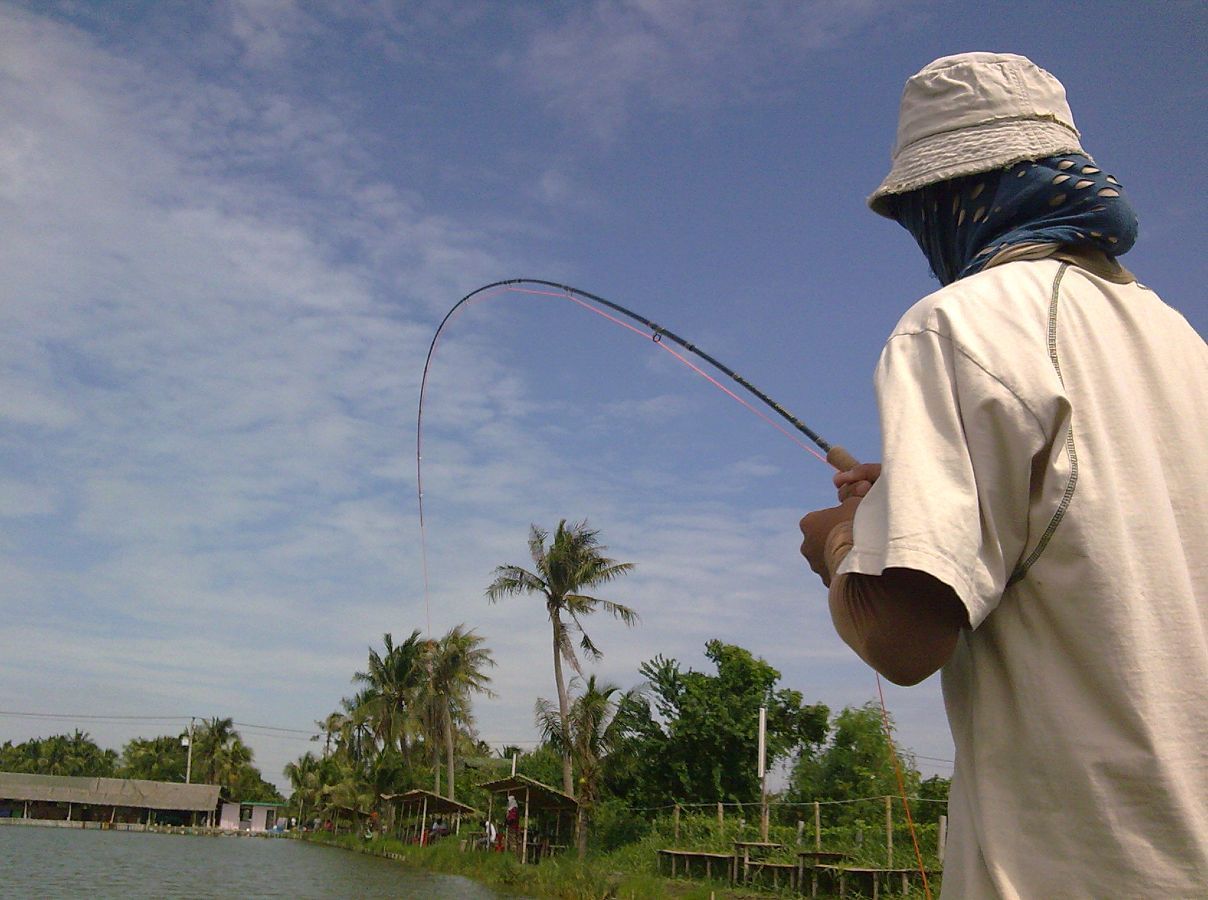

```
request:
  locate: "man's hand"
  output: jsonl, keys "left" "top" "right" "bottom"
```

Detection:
{"left": 800, "top": 497, "right": 860, "bottom": 586}
{"left": 834, "top": 462, "right": 881, "bottom": 501}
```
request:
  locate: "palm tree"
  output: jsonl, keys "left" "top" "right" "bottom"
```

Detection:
{"left": 121, "top": 735, "right": 186, "bottom": 782}
{"left": 284, "top": 752, "right": 322, "bottom": 827}
{"left": 352, "top": 631, "right": 427, "bottom": 760}
{"left": 424, "top": 625, "right": 496, "bottom": 800}
{"left": 536, "top": 676, "right": 634, "bottom": 858}
{"left": 193, "top": 717, "right": 254, "bottom": 797}
{"left": 487, "top": 519, "right": 637, "bottom": 796}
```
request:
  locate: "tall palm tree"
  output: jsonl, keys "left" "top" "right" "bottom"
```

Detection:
{"left": 536, "top": 676, "right": 634, "bottom": 858}
{"left": 352, "top": 631, "right": 427, "bottom": 760}
{"left": 424, "top": 625, "right": 496, "bottom": 800}
{"left": 193, "top": 717, "right": 237, "bottom": 787}
{"left": 284, "top": 752, "right": 322, "bottom": 827}
{"left": 487, "top": 519, "right": 636, "bottom": 797}
{"left": 193, "top": 717, "right": 253, "bottom": 797}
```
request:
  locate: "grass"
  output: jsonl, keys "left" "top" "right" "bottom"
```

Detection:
{"left": 299, "top": 812, "right": 942, "bottom": 899}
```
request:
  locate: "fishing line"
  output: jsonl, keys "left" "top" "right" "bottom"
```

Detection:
{"left": 417, "top": 278, "right": 857, "bottom": 626}
{"left": 416, "top": 279, "right": 927, "bottom": 891}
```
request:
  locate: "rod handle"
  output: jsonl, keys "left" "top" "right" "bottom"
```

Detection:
{"left": 826, "top": 445, "right": 860, "bottom": 472}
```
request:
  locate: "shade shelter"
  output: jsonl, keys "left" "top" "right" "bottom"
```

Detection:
{"left": 383, "top": 789, "right": 479, "bottom": 845}
{"left": 0, "top": 772, "right": 220, "bottom": 826}
{"left": 478, "top": 774, "right": 577, "bottom": 863}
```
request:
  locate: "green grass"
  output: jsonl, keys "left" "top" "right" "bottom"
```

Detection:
{"left": 299, "top": 814, "right": 942, "bottom": 899}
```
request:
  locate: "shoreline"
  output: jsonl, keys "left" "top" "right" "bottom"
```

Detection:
{"left": 0, "top": 817, "right": 285, "bottom": 838}
{"left": 295, "top": 831, "right": 764, "bottom": 899}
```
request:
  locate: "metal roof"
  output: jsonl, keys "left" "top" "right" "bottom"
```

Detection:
{"left": 478, "top": 774, "right": 578, "bottom": 811}
{"left": 381, "top": 789, "right": 480, "bottom": 817}
{"left": 0, "top": 772, "right": 221, "bottom": 812}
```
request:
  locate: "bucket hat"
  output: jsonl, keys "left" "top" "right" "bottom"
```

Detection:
{"left": 868, "top": 52, "right": 1089, "bottom": 217}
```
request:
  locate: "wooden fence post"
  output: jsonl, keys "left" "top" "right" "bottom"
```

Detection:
{"left": 885, "top": 796, "right": 893, "bottom": 867}
{"left": 796, "top": 819, "right": 804, "bottom": 845}
{"left": 717, "top": 801, "right": 724, "bottom": 832}
{"left": 814, "top": 801, "right": 821, "bottom": 851}
{"left": 673, "top": 804, "right": 680, "bottom": 842}
{"left": 938, "top": 814, "right": 948, "bottom": 864}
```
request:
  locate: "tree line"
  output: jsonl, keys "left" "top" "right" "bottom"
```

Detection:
{"left": 0, "top": 718, "right": 282, "bottom": 803}
{"left": 286, "top": 519, "right": 950, "bottom": 855}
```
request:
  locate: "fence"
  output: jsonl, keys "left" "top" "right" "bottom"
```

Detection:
{"left": 592, "top": 794, "right": 948, "bottom": 871}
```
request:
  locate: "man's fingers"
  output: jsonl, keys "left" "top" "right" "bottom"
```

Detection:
{"left": 838, "top": 480, "right": 873, "bottom": 501}
{"left": 833, "top": 462, "right": 883, "bottom": 490}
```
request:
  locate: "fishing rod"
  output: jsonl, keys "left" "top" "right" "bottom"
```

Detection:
{"left": 413, "top": 280, "right": 937, "bottom": 898}
{"left": 417, "top": 278, "right": 858, "bottom": 473}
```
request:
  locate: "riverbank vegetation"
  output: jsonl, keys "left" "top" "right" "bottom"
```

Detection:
{"left": 0, "top": 719, "right": 282, "bottom": 803}
{"left": 281, "top": 519, "right": 948, "bottom": 896}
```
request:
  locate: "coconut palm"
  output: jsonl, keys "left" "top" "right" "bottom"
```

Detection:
{"left": 487, "top": 519, "right": 636, "bottom": 796}
{"left": 536, "top": 676, "right": 634, "bottom": 858}
{"left": 193, "top": 717, "right": 254, "bottom": 797}
{"left": 284, "top": 752, "right": 322, "bottom": 827}
{"left": 352, "top": 631, "right": 427, "bottom": 759}
{"left": 424, "top": 625, "right": 496, "bottom": 800}
{"left": 121, "top": 735, "right": 186, "bottom": 782}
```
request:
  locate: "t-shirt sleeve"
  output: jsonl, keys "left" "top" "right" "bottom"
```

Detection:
{"left": 836, "top": 327, "right": 1048, "bottom": 629}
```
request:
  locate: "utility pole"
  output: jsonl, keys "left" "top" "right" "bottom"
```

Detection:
{"left": 184, "top": 717, "right": 196, "bottom": 784}
{"left": 758, "top": 706, "right": 769, "bottom": 841}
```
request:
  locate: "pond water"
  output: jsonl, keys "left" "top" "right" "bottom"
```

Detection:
{"left": 0, "top": 825, "right": 503, "bottom": 898}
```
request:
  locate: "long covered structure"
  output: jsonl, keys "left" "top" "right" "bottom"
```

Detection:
{"left": 479, "top": 774, "right": 577, "bottom": 863}
{"left": 0, "top": 772, "right": 221, "bottom": 826}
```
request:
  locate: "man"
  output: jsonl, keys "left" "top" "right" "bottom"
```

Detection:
{"left": 798, "top": 52, "right": 1206, "bottom": 897}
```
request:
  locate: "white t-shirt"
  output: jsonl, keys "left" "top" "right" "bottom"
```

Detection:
{"left": 839, "top": 259, "right": 1208, "bottom": 898}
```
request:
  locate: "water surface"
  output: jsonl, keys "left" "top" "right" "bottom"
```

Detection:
{"left": 1, "top": 825, "right": 502, "bottom": 898}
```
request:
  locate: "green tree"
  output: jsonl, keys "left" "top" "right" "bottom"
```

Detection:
{"left": 352, "top": 631, "right": 427, "bottom": 760}
{"left": 191, "top": 718, "right": 272, "bottom": 800}
{"left": 487, "top": 519, "right": 637, "bottom": 797}
{"left": 607, "top": 641, "right": 829, "bottom": 806}
{"left": 424, "top": 624, "right": 495, "bottom": 800}
{"left": 121, "top": 735, "right": 187, "bottom": 782}
{"left": 537, "top": 676, "right": 634, "bottom": 858}
{"left": 284, "top": 751, "right": 322, "bottom": 825}
{"left": 788, "top": 702, "right": 921, "bottom": 822}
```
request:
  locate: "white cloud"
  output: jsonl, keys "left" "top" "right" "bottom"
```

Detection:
{"left": 0, "top": 3, "right": 953, "bottom": 791}
{"left": 509, "top": 0, "right": 891, "bottom": 138}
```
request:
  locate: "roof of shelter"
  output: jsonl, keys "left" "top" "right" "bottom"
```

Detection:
{"left": 381, "top": 789, "right": 480, "bottom": 817}
{"left": 0, "top": 771, "right": 221, "bottom": 811}
{"left": 478, "top": 774, "right": 578, "bottom": 811}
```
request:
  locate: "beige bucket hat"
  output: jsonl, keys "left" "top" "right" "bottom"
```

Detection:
{"left": 868, "top": 52, "right": 1089, "bottom": 217}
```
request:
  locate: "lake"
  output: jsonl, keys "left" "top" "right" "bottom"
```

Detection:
{"left": 0, "top": 825, "right": 504, "bottom": 898}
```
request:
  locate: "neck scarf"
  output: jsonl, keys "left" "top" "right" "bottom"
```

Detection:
{"left": 887, "top": 154, "right": 1138, "bottom": 285}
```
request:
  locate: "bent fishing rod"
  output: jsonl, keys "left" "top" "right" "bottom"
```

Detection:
{"left": 417, "top": 278, "right": 859, "bottom": 475}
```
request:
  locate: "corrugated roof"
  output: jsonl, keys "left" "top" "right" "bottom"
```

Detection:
{"left": 0, "top": 772, "right": 221, "bottom": 811}
{"left": 381, "top": 789, "right": 480, "bottom": 817}
{"left": 478, "top": 774, "right": 578, "bottom": 811}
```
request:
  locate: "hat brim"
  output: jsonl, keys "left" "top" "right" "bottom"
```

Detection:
{"left": 868, "top": 117, "right": 1088, "bottom": 218}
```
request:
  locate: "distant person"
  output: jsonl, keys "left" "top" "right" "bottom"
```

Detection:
{"left": 505, "top": 795, "right": 520, "bottom": 851}
{"left": 798, "top": 52, "right": 1207, "bottom": 896}
{"left": 483, "top": 817, "right": 498, "bottom": 851}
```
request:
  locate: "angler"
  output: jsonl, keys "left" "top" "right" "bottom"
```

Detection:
{"left": 798, "top": 52, "right": 1207, "bottom": 898}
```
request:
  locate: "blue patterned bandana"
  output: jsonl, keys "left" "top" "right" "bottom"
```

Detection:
{"left": 886, "top": 154, "right": 1139, "bottom": 285}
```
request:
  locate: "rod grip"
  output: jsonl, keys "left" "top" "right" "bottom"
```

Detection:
{"left": 826, "top": 445, "right": 860, "bottom": 472}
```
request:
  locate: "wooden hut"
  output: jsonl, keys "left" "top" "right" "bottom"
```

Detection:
{"left": 478, "top": 774, "right": 577, "bottom": 863}
{"left": 383, "top": 789, "right": 479, "bottom": 845}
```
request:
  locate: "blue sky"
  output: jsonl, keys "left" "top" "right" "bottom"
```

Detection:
{"left": 2, "top": 1, "right": 1204, "bottom": 791}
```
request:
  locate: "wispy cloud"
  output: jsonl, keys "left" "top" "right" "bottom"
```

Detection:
{"left": 508, "top": 0, "right": 891, "bottom": 139}
{"left": 0, "top": 3, "right": 952, "bottom": 788}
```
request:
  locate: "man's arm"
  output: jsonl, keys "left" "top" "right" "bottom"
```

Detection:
{"left": 801, "top": 496, "right": 968, "bottom": 686}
